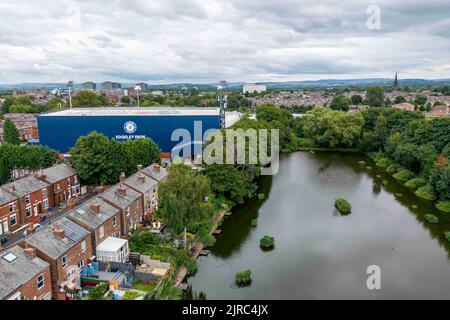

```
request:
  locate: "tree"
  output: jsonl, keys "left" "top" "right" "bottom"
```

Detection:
{"left": 121, "top": 96, "right": 131, "bottom": 104}
{"left": 3, "top": 119, "right": 21, "bottom": 145}
{"left": 367, "top": 86, "right": 385, "bottom": 107}
{"left": 47, "top": 98, "right": 66, "bottom": 110}
{"left": 374, "top": 114, "right": 387, "bottom": 151}
{"left": 123, "top": 138, "right": 161, "bottom": 174}
{"left": 330, "top": 95, "right": 351, "bottom": 111}
{"left": 72, "top": 91, "right": 107, "bottom": 107}
{"left": 157, "top": 164, "right": 211, "bottom": 233}
{"left": 0, "top": 158, "right": 10, "bottom": 184}
{"left": 70, "top": 132, "right": 113, "bottom": 186}
{"left": 414, "top": 94, "right": 427, "bottom": 106}
{"left": 205, "top": 165, "right": 249, "bottom": 204}
{"left": 351, "top": 95, "right": 363, "bottom": 105}
{"left": 9, "top": 104, "right": 36, "bottom": 113}
{"left": 394, "top": 95, "right": 406, "bottom": 104}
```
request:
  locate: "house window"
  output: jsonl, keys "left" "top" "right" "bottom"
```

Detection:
{"left": 37, "top": 274, "right": 44, "bottom": 289}
{"left": 42, "top": 189, "right": 47, "bottom": 197}
{"left": 8, "top": 203, "right": 15, "bottom": 213}
{"left": 81, "top": 240, "right": 86, "bottom": 253}
{"left": 25, "top": 195, "right": 31, "bottom": 205}
{"left": 26, "top": 207, "right": 32, "bottom": 217}
{"left": 10, "top": 214, "right": 17, "bottom": 226}
{"left": 57, "top": 184, "right": 60, "bottom": 191}
{"left": 78, "top": 260, "right": 84, "bottom": 268}
{"left": 112, "top": 217, "right": 117, "bottom": 227}
{"left": 43, "top": 199, "right": 48, "bottom": 209}
{"left": 67, "top": 268, "right": 75, "bottom": 280}
{"left": 126, "top": 207, "right": 130, "bottom": 217}
{"left": 74, "top": 175, "right": 78, "bottom": 184}
{"left": 62, "top": 255, "right": 67, "bottom": 268}
{"left": 99, "top": 226, "right": 104, "bottom": 239}
{"left": 67, "top": 178, "right": 71, "bottom": 186}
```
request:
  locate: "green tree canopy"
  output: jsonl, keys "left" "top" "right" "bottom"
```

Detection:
{"left": 3, "top": 119, "right": 21, "bottom": 145}
{"left": 367, "top": 86, "right": 385, "bottom": 107}
{"left": 330, "top": 95, "right": 351, "bottom": 111}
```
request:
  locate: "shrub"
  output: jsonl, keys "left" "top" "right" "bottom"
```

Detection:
{"left": 335, "top": 198, "right": 352, "bottom": 215}
{"left": 404, "top": 178, "right": 426, "bottom": 190}
{"left": 374, "top": 155, "right": 391, "bottom": 168}
{"left": 415, "top": 185, "right": 436, "bottom": 201}
{"left": 260, "top": 236, "right": 275, "bottom": 249}
{"left": 258, "top": 193, "right": 265, "bottom": 200}
{"left": 425, "top": 214, "right": 439, "bottom": 224}
{"left": 298, "top": 138, "right": 315, "bottom": 148}
{"left": 358, "top": 161, "right": 366, "bottom": 166}
{"left": 87, "top": 282, "right": 109, "bottom": 300}
{"left": 445, "top": 232, "right": 450, "bottom": 243}
{"left": 386, "top": 163, "right": 401, "bottom": 174}
{"left": 436, "top": 201, "right": 450, "bottom": 213}
{"left": 393, "top": 169, "right": 415, "bottom": 182}
{"left": 382, "top": 180, "right": 388, "bottom": 186}
{"left": 186, "top": 259, "right": 198, "bottom": 276}
{"left": 202, "top": 234, "right": 217, "bottom": 248}
{"left": 251, "top": 219, "right": 258, "bottom": 227}
{"left": 235, "top": 270, "right": 252, "bottom": 286}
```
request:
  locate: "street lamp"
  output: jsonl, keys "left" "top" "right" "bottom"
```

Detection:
{"left": 134, "top": 85, "right": 142, "bottom": 107}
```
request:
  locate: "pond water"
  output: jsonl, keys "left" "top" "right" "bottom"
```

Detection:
{"left": 188, "top": 152, "right": 450, "bottom": 299}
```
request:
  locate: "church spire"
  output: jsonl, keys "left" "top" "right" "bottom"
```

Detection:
{"left": 394, "top": 72, "right": 399, "bottom": 89}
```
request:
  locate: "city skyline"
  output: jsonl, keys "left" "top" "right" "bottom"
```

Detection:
{"left": 1, "top": 0, "right": 449, "bottom": 83}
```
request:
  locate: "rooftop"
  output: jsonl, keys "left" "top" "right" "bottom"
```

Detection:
{"left": 96, "top": 237, "right": 128, "bottom": 252}
{"left": 41, "top": 163, "right": 77, "bottom": 183}
{"left": 0, "top": 246, "right": 49, "bottom": 300}
{"left": 0, "top": 188, "right": 17, "bottom": 207}
{"left": 100, "top": 184, "right": 141, "bottom": 209}
{"left": 24, "top": 217, "right": 90, "bottom": 260}
{"left": 67, "top": 197, "right": 120, "bottom": 231}
{"left": 39, "top": 107, "right": 220, "bottom": 117}
{"left": 123, "top": 171, "right": 157, "bottom": 194}
{"left": 1, "top": 176, "right": 50, "bottom": 198}
{"left": 141, "top": 164, "right": 167, "bottom": 182}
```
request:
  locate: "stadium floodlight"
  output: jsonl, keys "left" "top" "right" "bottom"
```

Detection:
{"left": 67, "top": 81, "right": 74, "bottom": 109}
{"left": 134, "top": 85, "right": 142, "bottom": 107}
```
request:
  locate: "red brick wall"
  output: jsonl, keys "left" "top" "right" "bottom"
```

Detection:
{"left": 19, "top": 187, "right": 51, "bottom": 225}
{"left": 6, "top": 265, "right": 52, "bottom": 300}
{"left": 0, "top": 199, "right": 20, "bottom": 233}
{"left": 93, "top": 213, "right": 122, "bottom": 247}
{"left": 51, "top": 174, "right": 81, "bottom": 207}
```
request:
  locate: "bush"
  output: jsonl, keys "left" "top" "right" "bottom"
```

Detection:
{"left": 393, "top": 169, "right": 415, "bottom": 182}
{"left": 298, "top": 138, "right": 315, "bottom": 148}
{"left": 386, "top": 163, "right": 401, "bottom": 174}
{"left": 445, "top": 232, "right": 450, "bottom": 243}
{"left": 415, "top": 185, "right": 436, "bottom": 201}
{"left": 87, "top": 282, "right": 109, "bottom": 300}
{"left": 374, "top": 155, "right": 391, "bottom": 168}
{"left": 186, "top": 259, "right": 198, "bottom": 276}
{"left": 436, "top": 201, "right": 450, "bottom": 213}
{"left": 335, "top": 198, "right": 352, "bottom": 215}
{"left": 382, "top": 180, "right": 388, "bottom": 186}
{"left": 425, "top": 214, "right": 439, "bottom": 224}
{"left": 235, "top": 270, "right": 252, "bottom": 286}
{"left": 202, "top": 234, "right": 217, "bottom": 248}
{"left": 358, "top": 161, "right": 366, "bottom": 166}
{"left": 258, "top": 193, "right": 265, "bottom": 200}
{"left": 404, "top": 178, "right": 426, "bottom": 190}
{"left": 251, "top": 219, "right": 258, "bottom": 227}
{"left": 260, "top": 236, "right": 275, "bottom": 249}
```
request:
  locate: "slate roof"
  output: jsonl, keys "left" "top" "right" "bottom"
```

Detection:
{"left": 1, "top": 176, "right": 50, "bottom": 198}
{"left": 141, "top": 164, "right": 167, "bottom": 182}
{"left": 41, "top": 163, "right": 77, "bottom": 183}
{"left": 100, "top": 184, "right": 141, "bottom": 210}
{"left": 67, "top": 197, "right": 119, "bottom": 231}
{"left": 24, "top": 217, "right": 90, "bottom": 260}
{"left": 0, "top": 188, "right": 17, "bottom": 207}
{"left": 0, "top": 245, "right": 49, "bottom": 300}
{"left": 123, "top": 172, "right": 157, "bottom": 194}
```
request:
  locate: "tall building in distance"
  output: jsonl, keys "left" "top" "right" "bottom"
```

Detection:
{"left": 135, "top": 83, "right": 149, "bottom": 91}
{"left": 393, "top": 73, "right": 399, "bottom": 89}
{"left": 101, "top": 81, "right": 122, "bottom": 90}
{"left": 80, "top": 82, "right": 97, "bottom": 91}
{"left": 243, "top": 83, "right": 267, "bottom": 94}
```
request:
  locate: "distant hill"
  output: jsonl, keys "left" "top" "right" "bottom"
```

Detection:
{"left": 1, "top": 78, "right": 450, "bottom": 91}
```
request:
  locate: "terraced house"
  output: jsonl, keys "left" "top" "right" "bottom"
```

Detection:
{"left": 40, "top": 163, "right": 81, "bottom": 207}
{"left": 22, "top": 217, "right": 93, "bottom": 300}
{"left": 1, "top": 176, "right": 51, "bottom": 225}
{"left": 0, "top": 189, "right": 20, "bottom": 236}
{"left": 122, "top": 166, "right": 158, "bottom": 222}
{"left": 99, "top": 183, "right": 143, "bottom": 236}
{"left": 0, "top": 245, "right": 52, "bottom": 300}
{"left": 67, "top": 197, "right": 122, "bottom": 249}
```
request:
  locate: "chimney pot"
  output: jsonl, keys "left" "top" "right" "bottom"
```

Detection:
{"left": 24, "top": 247, "right": 37, "bottom": 259}
{"left": 154, "top": 164, "right": 161, "bottom": 173}
{"left": 53, "top": 226, "right": 65, "bottom": 240}
{"left": 90, "top": 202, "right": 101, "bottom": 214}
{"left": 138, "top": 174, "right": 145, "bottom": 183}
{"left": 119, "top": 172, "right": 126, "bottom": 182}
{"left": 137, "top": 164, "right": 143, "bottom": 171}
{"left": 117, "top": 185, "right": 127, "bottom": 197}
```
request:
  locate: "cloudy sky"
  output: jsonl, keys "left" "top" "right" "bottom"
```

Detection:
{"left": 1, "top": 0, "right": 449, "bottom": 84}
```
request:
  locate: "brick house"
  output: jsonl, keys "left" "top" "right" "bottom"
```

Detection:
{"left": 22, "top": 217, "right": 93, "bottom": 300}
{"left": 67, "top": 197, "right": 122, "bottom": 249}
{"left": 99, "top": 183, "right": 143, "bottom": 236}
{"left": 431, "top": 105, "right": 449, "bottom": 116}
{"left": 0, "top": 245, "right": 52, "bottom": 300}
{"left": 0, "top": 189, "right": 20, "bottom": 236}
{"left": 40, "top": 163, "right": 81, "bottom": 207}
{"left": 1, "top": 176, "right": 52, "bottom": 225}
{"left": 140, "top": 163, "right": 168, "bottom": 214}
{"left": 122, "top": 167, "right": 158, "bottom": 222}
{"left": 392, "top": 102, "right": 415, "bottom": 111}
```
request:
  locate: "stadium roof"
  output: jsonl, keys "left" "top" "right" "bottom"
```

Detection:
{"left": 40, "top": 107, "right": 220, "bottom": 117}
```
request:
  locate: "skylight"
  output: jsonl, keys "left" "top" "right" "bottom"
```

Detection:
{"left": 2, "top": 253, "right": 17, "bottom": 263}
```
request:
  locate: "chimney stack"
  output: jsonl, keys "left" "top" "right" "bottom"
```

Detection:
{"left": 53, "top": 226, "right": 65, "bottom": 240}
{"left": 138, "top": 174, "right": 145, "bottom": 184}
{"left": 117, "top": 184, "right": 127, "bottom": 197}
{"left": 90, "top": 202, "right": 101, "bottom": 214}
{"left": 153, "top": 164, "right": 161, "bottom": 173}
{"left": 137, "top": 164, "right": 143, "bottom": 172}
{"left": 119, "top": 172, "right": 126, "bottom": 182}
{"left": 24, "top": 247, "right": 37, "bottom": 259}
{"left": 67, "top": 198, "right": 76, "bottom": 210}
